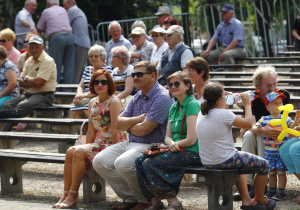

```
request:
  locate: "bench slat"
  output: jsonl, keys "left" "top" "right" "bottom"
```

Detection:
{"left": 0, "top": 132, "right": 78, "bottom": 142}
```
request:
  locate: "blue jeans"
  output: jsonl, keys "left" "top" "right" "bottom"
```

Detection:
{"left": 279, "top": 138, "right": 300, "bottom": 174}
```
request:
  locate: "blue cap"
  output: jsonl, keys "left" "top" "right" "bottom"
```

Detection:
{"left": 264, "top": 91, "right": 286, "bottom": 106}
{"left": 221, "top": 4, "right": 234, "bottom": 12}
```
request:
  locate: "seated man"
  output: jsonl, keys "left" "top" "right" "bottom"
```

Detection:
{"left": 157, "top": 25, "right": 194, "bottom": 86}
{"left": 234, "top": 65, "right": 290, "bottom": 200}
{"left": 129, "top": 27, "right": 154, "bottom": 66}
{"left": 93, "top": 61, "right": 174, "bottom": 210}
{"left": 1, "top": 36, "right": 57, "bottom": 131}
{"left": 202, "top": 4, "right": 245, "bottom": 64}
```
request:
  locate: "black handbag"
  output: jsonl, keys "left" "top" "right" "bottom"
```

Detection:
{"left": 0, "top": 109, "right": 25, "bottom": 118}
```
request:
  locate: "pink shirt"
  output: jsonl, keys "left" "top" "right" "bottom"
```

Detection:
{"left": 37, "top": 5, "right": 72, "bottom": 37}
{"left": 7, "top": 47, "right": 21, "bottom": 65}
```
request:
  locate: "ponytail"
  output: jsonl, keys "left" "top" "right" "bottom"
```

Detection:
{"left": 201, "top": 100, "right": 210, "bottom": 115}
{"left": 201, "top": 83, "right": 224, "bottom": 115}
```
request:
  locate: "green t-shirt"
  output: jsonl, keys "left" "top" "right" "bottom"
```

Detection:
{"left": 168, "top": 94, "right": 200, "bottom": 153}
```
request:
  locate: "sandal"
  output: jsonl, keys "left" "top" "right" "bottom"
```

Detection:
{"left": 16, "top": 123, "right": 29, "bottom": 131}
{"left": 260, "top": 197, "right": 276, "bottom": 210}
{"left": 165, "top": 203, "right": 183, "bottom": 210}
{"left": 146, "top": 204, "right": 165, "bottom": 210}
{"left": 58, "top": 190, "right": 79, "bottom": 209}
{"left": 294, "top": 196, "right": 300, "bottom": 204}
{"left": 52, "top": 191, "right": 68, "bottom": 208}
{"left": 240, "top": 201, "right": 266, "bottom": 210}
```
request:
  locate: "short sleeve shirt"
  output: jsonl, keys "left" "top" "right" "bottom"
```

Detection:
{"left": 111, "top": 64, "right": 137, "bottom": 94}
{"left": 15, "top": 8, "right": 36, "bottom": 43}
{"left": 212, "top": 17, "right": 245, "bottom": 47}
{"left": 129, "top": 40, "right": 155, "bottom": 66}
{"left": 169, "top": 94, "right": 200, "bottom": 153}
{"left": 7, "top": 47, "right": 21, "bottom": 65}
{"left": 0, "top": 59, "right": 19, "bottom": 97}
{"left": 122, "top": 82, "right": 174, "bottom": 143}
{"left": 21, "top": 51, "right": 57, "bottom": 93}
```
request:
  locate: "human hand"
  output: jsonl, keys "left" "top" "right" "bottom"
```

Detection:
{"left": 30, "top": 26, "right": 37, "bottom": 33}
{"left": 218, "top": 53, "right": 224, "bottom": 62}
{"left": 138, "top": 113, "right": 147, "bottom": 122}
{"left": 293, "top": 125, "right": 300, "bottom": 131}
{"left": 73, "top": 94, "right": 85, "bottom": 105}
{"left": 202, "top": 50, "right": 210, "bottom": 58}
{"left": 257, "top": 124, "right": 262, "bottom": 133}
{"left": 159, "top": 143, "right": 169, "bottom": 149}
{"left": 296, "top": 110, "right": 300, "bottom": 118}
{"left": 262, "top": 124, "right": 281, "bottom": 139}
{"left": 168, "top": 141, "right": 180, "bottom": 152}
{"left": 240, "top": 128, "right": 247, "bottom": 138}
{"left": 240, "top": 92, "right": 250, "bottom": 106}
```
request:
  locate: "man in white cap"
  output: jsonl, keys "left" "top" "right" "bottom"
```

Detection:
{"left": 149, "top": 27, "right": 168, "bottom": 67}
{"left": 129, "top": 27, "right": 155, "bottom": 66}
{"left": 157, "top": 25, "right": 194, "bottom": 86}
{"left": 154, "top": 6, "right": 171, "bottom": 28}
{"left": 1, "top": 36, "right": 57, "bottom": 131}
{"left": 202, "top": 3, "right": 245, "bottom": 64}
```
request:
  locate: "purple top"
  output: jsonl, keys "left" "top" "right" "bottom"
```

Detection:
{"left": 37, "top": 5, "right": 72, "bottom": 37}
{"left": 122, "top": 82, "right": 174, "bottom": 143}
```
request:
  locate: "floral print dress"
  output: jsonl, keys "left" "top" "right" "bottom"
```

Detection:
{"left": 72, "top": 96, "right": 127, "bottom": 163}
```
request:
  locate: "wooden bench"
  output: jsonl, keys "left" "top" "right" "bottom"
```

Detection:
{"left": 210, "top": 71, "right": 300, "bottom": 78}
{"left": 54, "top": 92, "right": 76, "bottom": 104}
{"left": 209, "top": 63, "right": 300, "bottom": 72}
{"left": 184, "top": 167, "right": 259, "bottom": 210}
{"left": 278, "top": 51, "right": 300, "bottom": 56}
{"left": 210, "top": 78, "right": 300, "bottom": 85}
{"left": 0, "top": 149, "right": 105, "bottom": 203}
{"left": 224, "top": 85, "right": 300, "bottom": 93}
{"left": 235, "top": 56, "right": 300, "bottom": 62}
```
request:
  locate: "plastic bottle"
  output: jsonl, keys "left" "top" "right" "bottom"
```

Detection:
{"left": 225, "top": 91, "right": 255, "bottom": 105}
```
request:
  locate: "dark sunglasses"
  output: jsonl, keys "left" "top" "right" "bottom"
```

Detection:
{"left": 0, "top": 39, "right": 7, "bottom": 43}
{"left": 23, "top": 40, "right": 29, "bottom": 44}
{"left": 151, "top": 34, "right": 161, "bottom": 38}
{"left": 93, "top": 79, "right": 108, "bottom": 86}
{"left": 168, "top": 81, "right": 181, "bottom": 89}
{"left": 132, "top": 72, "right": 152, "bottom": 78}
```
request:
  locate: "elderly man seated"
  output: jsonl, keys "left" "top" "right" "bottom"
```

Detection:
{"left": 157, "top": 25, "right": 194, "bottom": 86}
{"left": 129, "top": 27, "right": 154, "bottom": 66}
{"left": 1, "top": 36, "right": 56, "bottom": 131}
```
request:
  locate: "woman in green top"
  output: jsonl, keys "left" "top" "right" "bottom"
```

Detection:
{"left": 135, "top": 71, "right": 203, "bottom": 210}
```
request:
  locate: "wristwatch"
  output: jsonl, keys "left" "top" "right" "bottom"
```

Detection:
{"left": 24, "top": 76, "right": 29, "bottom": 82}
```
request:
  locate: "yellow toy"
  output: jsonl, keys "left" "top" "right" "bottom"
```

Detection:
{"left": 269, "top": 104, "right": 300, "bottom": 141}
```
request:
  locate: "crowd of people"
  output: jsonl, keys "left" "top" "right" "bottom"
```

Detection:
{"left": 2, "top": 1, "right": 300, "bottom": 210}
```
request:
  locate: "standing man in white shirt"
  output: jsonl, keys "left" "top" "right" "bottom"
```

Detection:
{"left": 15, "top": 0, "right": 37, "bottom": 49}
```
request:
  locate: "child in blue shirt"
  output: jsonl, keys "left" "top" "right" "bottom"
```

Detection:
{"left": 252, "top": 91, "right": 300, "bottom": 201}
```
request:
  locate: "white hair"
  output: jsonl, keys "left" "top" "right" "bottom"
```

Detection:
{"left": 47, "top": 0, "right": 59, "bottom": 5}
{"left": 252, "top": 65, "right": 278, "bottom": 88}
{"left": 25, "top": 0, "right": 36, "bottom": 7}
{"left": 108, "top": 21, "right": 121, "bottom": 31}
{"left": 88, "top": 44, "right": 107, "bottom": 61}
{"left": 132, "top": 20, "right": 146, "bottom": 30}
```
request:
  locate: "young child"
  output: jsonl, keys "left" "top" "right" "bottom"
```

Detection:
{"left": 252, "top": 91, "right": 300, "bottom": 201}
{"left": 196, "top": 83, "right": 276, "bottom": 210}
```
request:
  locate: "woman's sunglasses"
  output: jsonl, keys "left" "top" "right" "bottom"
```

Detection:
{"left": 168, "top": 81, "right": 181, "bottom": 89}
{"left": 93, "top": 79, "right": 108, "bottom": 85}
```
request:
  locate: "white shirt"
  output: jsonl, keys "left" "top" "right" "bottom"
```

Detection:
{"left": 150, "top": 42, "right": 168, "bottom": 64}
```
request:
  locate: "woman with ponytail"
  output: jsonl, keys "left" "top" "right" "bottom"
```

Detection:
{"left": 196, "top": 83, "right": 276, "bottom": 210}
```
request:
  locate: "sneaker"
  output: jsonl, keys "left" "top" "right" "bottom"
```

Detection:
{"left": 272, "top": 190, "right": 287, "bottom": 201}
{"left": 233, "top": 191, "right": 241, "bottom": 201}
{"left": 265, "top": 188, "right": 276, "bottom": 199}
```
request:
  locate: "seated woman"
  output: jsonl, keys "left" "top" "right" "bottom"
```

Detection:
{"left": 185, "top": 57, "right": 210, "bottom": 103}
{"left": 163, "top": 16, "right": 177, "bottom": 30}
{"left": 110, "top": 46, "right": 137, "bottom": 103}
{"left": 279, "top": 136, "right": 300, "bottom": 203}
{"left": 136, "top": 71, "right": 202, "bottom": 210}
{"left": 53, "top": 70, "right": 127, "bottom": 208}
{"left": 0, "top": 45, "right": 19, "bottom": 108}
{"left": 196, "top": 83, "right": 276, "bottom": 210}
{"left": 70, "top": 44, "right": 112, "bottom": 119}
{"left": 0, "top": 28, "right": 21, "bottom": 65}
{"left": 149, "top": 27, "right": 168, "bottom": 67}
{"left": 17, "top": 33, "right": 37, "bottom": 74}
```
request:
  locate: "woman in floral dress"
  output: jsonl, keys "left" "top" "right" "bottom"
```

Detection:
{"left": 53, "top": 69, "right": 127, "bottom": 209}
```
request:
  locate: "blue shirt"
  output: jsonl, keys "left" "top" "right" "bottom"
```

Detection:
{"left": 212, "top": 17, "right": 245, "bottom": 47}
{"left": 0, "top": 60, "right": 20, "bottom": 97}
{"left": 105, "top": 35, "right": 132, "bottom": 67}
{"left": 122, "top": 82, "right": 174, "bottom": 143}
{"left": 67, "top": 5, "right": 90, "bottom": 48}
{"left": 15, "top": 8, "right": 36, "bottom": 44}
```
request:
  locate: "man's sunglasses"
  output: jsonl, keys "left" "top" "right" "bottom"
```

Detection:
{"left": 93, "top": 79, "right": 108, "bottom": 85}
{"left": 0, "top": 39, "right": 7, "bottom": 43}
{"left": 168, "top": 81, "right": 181, "bottom": 89}
{"left": 131, "top": 72, "right": 152, "bottom": 78}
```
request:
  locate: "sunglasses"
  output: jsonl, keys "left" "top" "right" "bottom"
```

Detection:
{"left": 0, "top": 39, "right": 7, "bottom": 43}
{"left": 168, "top": 81, "right": 181, "bottom": 89}
{"left": 93, "top": 79, "right": 108, "bottom": 86}
{"left": 151, "top": 34, "right": 161, "bottom": 38}
{"left": 24, "top": 40, "right": 29, "bottom": 44}
{"left": 131, "top": 72, "right": 152, "bottom": 78}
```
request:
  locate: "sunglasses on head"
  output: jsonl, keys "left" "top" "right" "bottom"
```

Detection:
{"left": 93, "top": 79, "right": 108, "bottom": 86}
{"left": 0, "top": 39, "right": 7, "bottom": 43}
{"left": 23, "top": 40, "right": 29, "bottom": 44}
{"left": 131, "top": 72, "right": 152, "bottom": 78}
{"left": 168, "top": 81, "right": 181, "bottom": 89}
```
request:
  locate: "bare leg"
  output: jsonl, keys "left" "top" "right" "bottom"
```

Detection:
{"left": 70, "top": 110, "right": 85, "bottom": 119}
{"left": 166, "top": 197, "right": 182, "bottom": 209}
{"left": 61, "top": 148, "right": 88, "bottom": 205}
{"left": 277, "top": 169, "right": 287, "bottom": 189}
{"left": 150, "top": 197, "right": 163, "bottom": 206}
{"left": 268, "top": 169, "right": 277, "bottom": 189}
{"left": 236, "top": 174, "right": 253, "bottom": 206}
{"left": 294, "top": 173, "right": 300, "bottom": 180}
{"left": 253, "top": 174, "right": 268, "bottom": 204}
